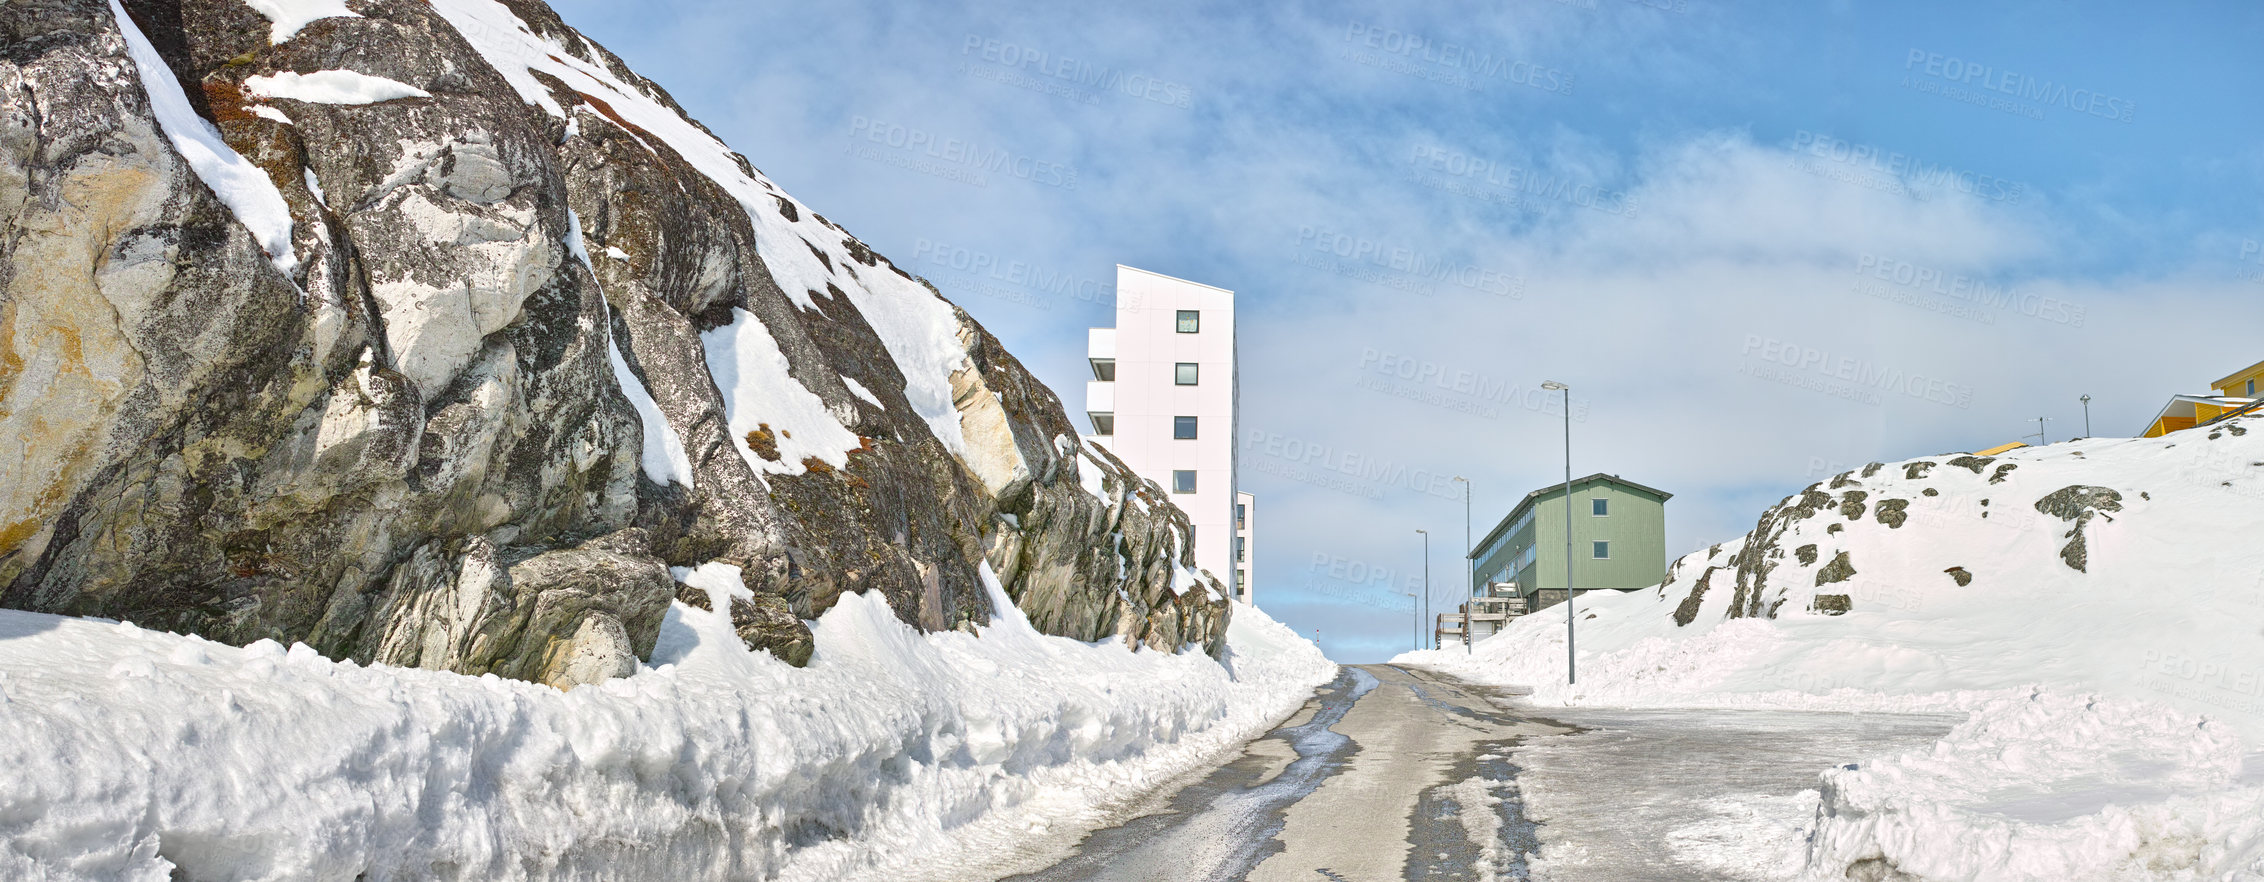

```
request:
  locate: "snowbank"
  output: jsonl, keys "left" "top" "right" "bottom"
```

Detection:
{"left": 0, "top": 578, "right": 1333, "bottom": 881}
{"left": 1397, "top": 417, "right": 2264, "bottom": 879}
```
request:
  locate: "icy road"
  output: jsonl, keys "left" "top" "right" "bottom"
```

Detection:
{"left": 1002, "top": 665, "right": 1957, "bottom": 881}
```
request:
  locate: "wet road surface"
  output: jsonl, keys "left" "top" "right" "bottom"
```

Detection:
{"left": 1006, "top": 666, "right": 1958, "bottom": 881}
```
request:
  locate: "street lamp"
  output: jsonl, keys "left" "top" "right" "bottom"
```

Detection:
{"left": 1453, "top": 475, "right": 1471, "bottom": 654}
{"left": 1542, "top": 380, "right": 1575, "bottom": 685}
{"left": 1415, "top": 528, "right": 1431, "bottom": 650}
{"left": 2080, "top": 395, "right": 2092, "bottom": 439}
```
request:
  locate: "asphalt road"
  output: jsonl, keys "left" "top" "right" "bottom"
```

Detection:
{"left": 1004, "top": 664, "right": 1566, "bottom": 881}
{"left": 1004, "top": 664, "right": 1960, "bottom": 882}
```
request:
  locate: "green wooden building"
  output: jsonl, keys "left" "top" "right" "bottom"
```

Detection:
{"left": 1468, "top": 474, "right": 1671, "bottom": 611}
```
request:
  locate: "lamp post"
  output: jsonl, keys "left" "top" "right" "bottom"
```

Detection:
{"left": 1542, "top": 380, "right": 1575, "bottom": 685}
{"left": 1416, "top": 529, "right": 1431, "bottom": 650}
{"left": 2080, "top": 395, "right": 2092, "bottom": 439}
{"left": 1453, "top": 475, "right": 1471, "bottom": 654}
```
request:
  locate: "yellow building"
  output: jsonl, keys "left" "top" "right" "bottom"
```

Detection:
{"left": 2141, "top": 357, "right": 2264, "bottom": 437}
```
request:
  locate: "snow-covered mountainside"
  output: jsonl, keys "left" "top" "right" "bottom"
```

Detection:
{"left": 1402, "top": 416, "right": 2264, "bottom": 880}
{"left": 0, "top": 569, "right": 1336, "bottom": 881}
{"left": 0, "top": 0, "right": 1230, "bottom": 686}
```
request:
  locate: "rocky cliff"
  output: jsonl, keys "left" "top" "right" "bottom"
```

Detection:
{"left": 0, "top": 0, "right": 1228, "bottom": 688}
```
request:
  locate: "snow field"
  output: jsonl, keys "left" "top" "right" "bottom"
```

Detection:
{"left": 0, "top": 568, "right": 1333, "bottom": 881}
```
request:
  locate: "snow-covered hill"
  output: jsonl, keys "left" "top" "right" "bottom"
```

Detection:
{"left": 1401, "top": 415, "right": 2264, "bottom": 880}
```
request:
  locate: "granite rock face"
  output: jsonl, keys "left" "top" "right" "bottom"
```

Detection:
{"left": 0, "top": 0, "right": 1229, "bottom": 686}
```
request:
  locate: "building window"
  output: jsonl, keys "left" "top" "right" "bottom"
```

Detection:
{"left": 1175, "top": 362, "right": 1199, "bottom": 385}
{"left": 1234, "top": 537, "right": 1245, "bottom": 562}
{"left": 1174, "top": 416, "right": 1198, "bottom": 439}
{"left": 2252, "top": 379, "right": 2258, "bottom": 396}
{"left": 1591, "top": 498, "right": 1609, "bottom": 516}
{"left": 1090, "top": 413, "right": 1113, "bottom": 436}
{"left": 1173, "top": 470, "right": 1197, "bottom": 493}
{"left": 1236, "top": 503, "right": 1246, "bottom": 528}
{"left": 1176, "top": 310, "right": 1199, "bottom": 333}
{"left": 1592, "top": 540, "right": 1610, "bottom": 559}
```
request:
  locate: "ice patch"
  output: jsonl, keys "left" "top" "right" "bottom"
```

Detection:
{"left": 244, "top": 70, "right": 431, "bottom": 105}
{"left": 249, "top": 104, "right": 294, "bottom": 125}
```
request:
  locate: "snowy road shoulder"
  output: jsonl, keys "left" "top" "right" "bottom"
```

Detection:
{"left": 0, "top": 588, "right": 1333, "bottom": 881}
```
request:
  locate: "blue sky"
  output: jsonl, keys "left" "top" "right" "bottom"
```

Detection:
{"left": 550, "top": 0, "right": 2264, "bottom": 662}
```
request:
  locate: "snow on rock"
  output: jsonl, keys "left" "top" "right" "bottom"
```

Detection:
{"left": 566, "top": 210, "right": 692, "bottom": 487}
{"left": 0, "top": 586, "right": 1333, "bottom": 881}
{"left": 1397, "top": 417, "right": 2264, "bottom": 880}
{"left": 700, "top": 308, "right": 863, "bottom": 478}
{"left": 243, "top": 70, "right": 431, "bottom": 104}
{"left": 606, "top": 335, "right": 693, "bottom": 487}
{"left": 111, "top": 0, "right": 297, "bottom": 274}
{"left": 842, "top": 376, "right": 885, "bottom": 408}
{"left": 424, "top": 0, "right": 973, "bottom": 456}
{"left": 240, "top": 0, "right": 359, "bottom": 44}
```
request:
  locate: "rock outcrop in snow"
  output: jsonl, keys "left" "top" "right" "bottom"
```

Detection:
{"left": 0, "top": 0, "right": 1228, "bottom": 687}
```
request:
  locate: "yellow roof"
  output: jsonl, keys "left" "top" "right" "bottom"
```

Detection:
{"left": 1972, "top": 441, "right": 2028, "bottom": 456}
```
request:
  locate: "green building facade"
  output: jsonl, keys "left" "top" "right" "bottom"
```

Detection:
{"left": 1468, "top": 474, "right": 1671, "bottom": 611}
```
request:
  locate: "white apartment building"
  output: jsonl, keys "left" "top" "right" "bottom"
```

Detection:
{"left": 1086, "top": 266, "right": 1253, "bottom": 604}
{"left": 1235, "top": 490, "right": 1256, "bottom": 605}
